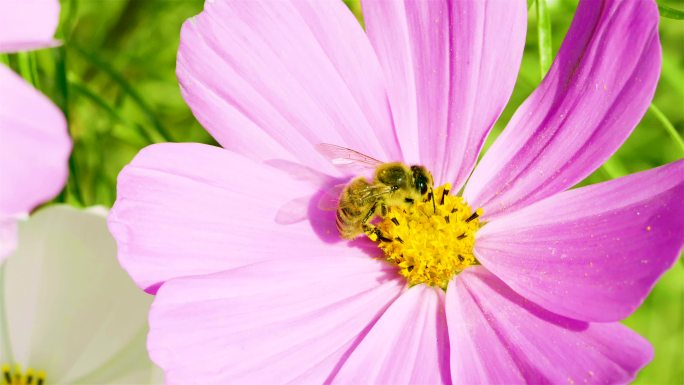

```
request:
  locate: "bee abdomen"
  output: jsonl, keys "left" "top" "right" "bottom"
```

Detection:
{"left": 337, "top": 203, "right": 370, "bottom": 239}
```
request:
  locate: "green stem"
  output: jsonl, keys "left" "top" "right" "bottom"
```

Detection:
{"left": 536, "top": 0, "right": 553, "bottom": 79}
{"left": 649, "top": 103, "right": 684, "bottom": 154}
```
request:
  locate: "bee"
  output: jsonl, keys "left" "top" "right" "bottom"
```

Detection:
{"left": 317, "top": 144, "right": 434, "bottom": 240}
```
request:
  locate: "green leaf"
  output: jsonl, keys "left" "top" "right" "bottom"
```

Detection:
{"left": 536, "top": 0, "right": 553, "bottom": 79}
{"left": 658, "top": 3, "right": 684, "bottom": 19}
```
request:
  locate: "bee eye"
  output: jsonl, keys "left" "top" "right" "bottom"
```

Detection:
{"left": 419, "top": 182, "right": 428, "bottom": 195}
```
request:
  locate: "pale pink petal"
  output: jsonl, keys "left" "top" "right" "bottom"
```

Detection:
{"left": 0, "top": 217, "right": 17, "bottom": 261}
{"left": 0, "top": 0, "right": 60, "bottom": 52}
{"left": 465, "top": 0, "right": 661, "bottom": 219}
{"left": 148, "top": 257, "right": 404, "bottom": 384}
{"left": 332, "top": 285, "right": 450, "bottom": 385}
{"left": 476, "top": 160, "right": 684, "bottom": 322}
{"left": 0, "top": 65, "right": 70, "bottom": 258}
{"left": 109, "top": 143, "right": 369, "bottom": 293}
{"left": 447, "top": 267, "right": 652, "bottom": 384}
{"left": 177, "top": 0, "right": 399, "bottom": 174}
{"left": 362, "top": 0, "right": 526, "bottom": 186}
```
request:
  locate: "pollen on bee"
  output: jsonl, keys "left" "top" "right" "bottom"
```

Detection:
{"left": 373, "top": 184, "right": 483, "bottom": 289}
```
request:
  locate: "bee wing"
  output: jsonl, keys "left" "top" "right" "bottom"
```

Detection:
{"left": 316, "top": 143, "right": 384, "bottom": 173}
{"left": 264, "top": 159, "right": 330, "bottom": 187}
{"left": 317, "top": 183, "right": 347, "bottom": 211}
{"left": 353, "top": 184, "right": 396, "bottom": 204}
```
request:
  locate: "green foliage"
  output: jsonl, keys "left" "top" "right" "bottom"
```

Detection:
{"left": 11, "top": 0, "right": 682, "bottom": 381}
{"left": 658, "top": 1, "right": 684, "bottom": 19}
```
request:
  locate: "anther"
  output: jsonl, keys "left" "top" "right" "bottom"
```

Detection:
{"left": 373, "top": 184, "right": 483, "bottom": 289}
{"left": 26, "top": 368, "right": 34, "bottom": 385}
{"left": 465, "top": 212, "right": 480, "bottom": 223}
{"left": 2, "top": 365, "right": 11, "bottom": 384}
{"left": 440, "top": 188, "right": 449, "bottom": 205}
{"left": 36, "top": 371, "right": 45, "bottom": 385}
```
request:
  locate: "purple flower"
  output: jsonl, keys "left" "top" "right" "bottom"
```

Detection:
{"left": 109, "top": 0, "right": 683, "bottom": 383}
{"left": 0, "top": 0, "right": 71, "bottom": 260}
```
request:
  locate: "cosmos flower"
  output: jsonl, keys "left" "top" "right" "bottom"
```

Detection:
{"left": 0, "top": 205, "right": 161, "bottom": 385}
{"left": 0, "top": 0, "right": 71, "bottom": 260}
{"left": 109, "top": 0, "right": 683, "bottom": 383}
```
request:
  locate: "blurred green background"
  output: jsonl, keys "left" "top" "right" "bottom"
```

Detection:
{"left": 4, "top": 0, "right": 682, "bottom": 383}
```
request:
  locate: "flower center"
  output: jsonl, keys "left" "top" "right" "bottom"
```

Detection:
{"left": 371, "top": 184, "right": 482, "bottom": 289}
{"left": 2, "top": 364, "right": 45, "bottom": 385}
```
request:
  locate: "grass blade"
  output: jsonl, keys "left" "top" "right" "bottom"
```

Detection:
{"left": 649, "top": 103, "right": 684, "bottom": 154}
{"left": 658, "top": 3, "right": 684, "bottom": 19}
{"left": 70, "top": 43, "right": 173, "bottom": 142}
{"left": 69, "top": 80, "right": 155, "bottom": 143}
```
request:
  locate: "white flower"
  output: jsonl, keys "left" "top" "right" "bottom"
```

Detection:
{"left": 0, "top": 205, "right": 161, "bottom": 385}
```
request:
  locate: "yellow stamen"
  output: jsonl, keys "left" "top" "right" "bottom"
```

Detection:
{"left": 1, "top": 364, "right": 45, "bottom": 385}
{"left": 373, "top": 184, "right": 482, "bottom": 289}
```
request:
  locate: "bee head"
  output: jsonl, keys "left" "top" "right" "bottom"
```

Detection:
{"left": 410, "top": 166, "right": 433, "bottom": 196}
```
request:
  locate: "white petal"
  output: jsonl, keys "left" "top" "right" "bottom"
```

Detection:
{"left": 0, "top": 205, "right": 159, "bottom": 383}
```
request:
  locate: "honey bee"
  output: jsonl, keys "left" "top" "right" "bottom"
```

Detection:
{"left": 317, "top": 144, "right": 434, "bottom": 240}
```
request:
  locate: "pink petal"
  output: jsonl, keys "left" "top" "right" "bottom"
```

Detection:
{"left": 148, "top": 257, "right": 404, "bottom": 384}
{"left": 447, "top": 267, "right": 652, "bottom": 384}
{"left": 332, "top": 285, "right": 451, "bottom": 385}
{"left": 464, "top": 0, "right": 662, "bottom": 219}
{"left": 0, "top": 0, "right": 61, "bottom": 52}
{"left": 0, "top": 218, "right": 17, "bottom": 262}
{"left": 177, "top": 0, "right": 399, "bottom": 174}
{"left": 109, "top": 143, "right": 368, "bottom": 293}
{"left": 476, "top": 160, "right": 684, "bottom": 322}
{"left": 0, "top": 65, "right": 70, "bottom": 258}
{"left": 362, "top": 0, "right": 526, "bottom": 186}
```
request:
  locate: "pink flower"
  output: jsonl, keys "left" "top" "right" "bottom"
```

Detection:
{"left": 110, "top": 0, "right": 683, "bottom": 383}
{"left": 0, "top": 0, "right": 71, "bottom": 260}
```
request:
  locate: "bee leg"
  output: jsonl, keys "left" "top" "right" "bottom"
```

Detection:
{"left": 360, "top": 203, "right": 391, "bottom": 242}
{"left": 362, "top": 202, "right": 378, "bottom": 223}
{"left": 430, "top": 188, "right": 436, "bottom": 213}
{"left": 362, "top": 223, "right": 392, "bottom": 243}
